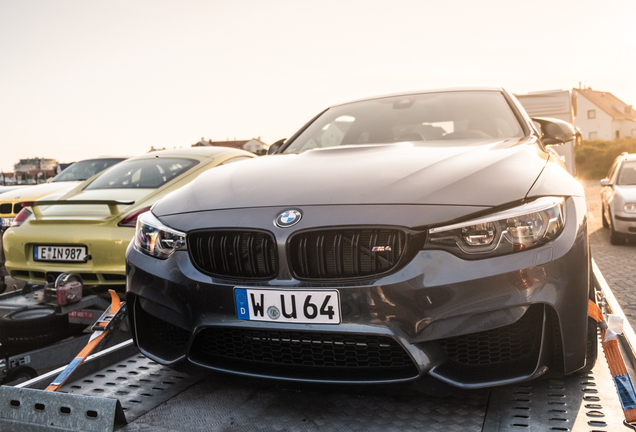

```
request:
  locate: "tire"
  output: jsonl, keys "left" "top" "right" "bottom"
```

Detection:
{"left": 4, "top": 367, "right": 37, "bottom": 385}
{"left": 602, "top": 206, "right": 609, "bottom": 229}
{"left": 610, "top": 224, "right": 624, "bottom": 245}
{"left": 0, "top": 306, "right": 70, "bottom": 356}
{"left": 579, "top": 317, "right": 598, "bottom": 373}
{"left": 609, "top": 210, "right": 624, "bottom": 245}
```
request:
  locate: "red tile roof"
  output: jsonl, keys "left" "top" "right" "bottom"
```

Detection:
{"left": 575, "top": 88, "right": 636, "bottom": 121}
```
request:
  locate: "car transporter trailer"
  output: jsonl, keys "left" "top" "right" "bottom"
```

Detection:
{"left": 0, "top": 260, "right": 635, "bottom": 432}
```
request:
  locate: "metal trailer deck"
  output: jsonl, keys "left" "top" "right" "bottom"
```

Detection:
{"left": 1, "top": 262, "right": 635, "bottom": 432}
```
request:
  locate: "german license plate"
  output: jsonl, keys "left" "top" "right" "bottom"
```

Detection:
{"left": 235, "top": 288, "right": 341, "bottom": 324}
{"left": 1, "top": 218, "right": 14, "bottom": 227}
{"left": 34, "top": 246, "right": 87, "bottom": 262}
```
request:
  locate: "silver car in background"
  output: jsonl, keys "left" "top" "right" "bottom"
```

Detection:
{"left": 601, "top": 152, "right": 636, "bottom": 244}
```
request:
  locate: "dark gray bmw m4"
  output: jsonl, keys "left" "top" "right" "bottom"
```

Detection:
{"left": 126, "top": 88, "right": 596, "bottom": 389}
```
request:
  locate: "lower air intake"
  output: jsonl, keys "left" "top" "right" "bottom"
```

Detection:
{"left": 438, "top": 304, "right": 543, "bottom": 367}
{"left": 190, "top": 328, "right": 418, "bottom": 382}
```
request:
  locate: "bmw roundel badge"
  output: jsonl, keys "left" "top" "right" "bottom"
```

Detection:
{"left": 275, "top": 209, "right": 302, "bottom": 228}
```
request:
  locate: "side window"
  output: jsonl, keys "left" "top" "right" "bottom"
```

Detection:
{"left": 608, "top": 160, "right": 620, "bottom": 182}
{"left": 301, "top": 116, "right": 355, "bottom": 150}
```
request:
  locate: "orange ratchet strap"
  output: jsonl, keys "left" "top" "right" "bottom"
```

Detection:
{"left": 45, "top": 290, "right": 126, "bottom": 392}
{"left": 588, "top": 299, "right": 636, "bottom": 428}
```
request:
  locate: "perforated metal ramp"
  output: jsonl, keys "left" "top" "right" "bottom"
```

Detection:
{"left": 56, "top": 354, "right": 209, "bottom": 426}
{"left": 2, "top": 340, "right": 631, "bottom": 431}
{"left": 118, "top": 373, "right": 488, "bottom": 432}
{"left": 482, "top": 349, "right": 626, "bottom": 432}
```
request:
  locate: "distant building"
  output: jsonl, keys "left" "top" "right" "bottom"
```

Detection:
{"left": 574, "top": 88, "right": 636, "bottom": 140}
{"left": 193, "top": 137, "right": 270, "bottom": 155}
{"left": 14, "top": 157, "right": 57, "bottom": 172}
{"left": 13, "top": 157, "right": 58, "bottom": 183}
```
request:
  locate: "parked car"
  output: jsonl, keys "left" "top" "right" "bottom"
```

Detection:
{"left": 3, "top": 147, "right": 255, "bottom": 288}
{"left": 0, "top": 157, "right": 127, "bottom": 230}
{"left": 0, "top": 185, "right": 30, "bottom": 195}
{"left": 125, "top": 88, "right": 595, "bottom": 390}
{"left": 600, "top": 152, "right": 636, "bottom": 244}
{"left": 0, "top": 157, "right": 126, "bottom": 293}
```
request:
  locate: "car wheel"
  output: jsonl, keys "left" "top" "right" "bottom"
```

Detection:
{"left": 579, "top": 317, "right": 598, "bottom": 373}
{"left": 602, "top": 206, "right": 609, "bottom": 229}
{"left": 4, "top": 367, "right": 37, "bottom": 385}
{"left": 610, "top": 224, "right": 624, "bottom": 245}
{"left": 609, "top": 210, "right": 625, "bottom": 245}
{"left": 0, "top": 306, "right": 71, "bottom": 356}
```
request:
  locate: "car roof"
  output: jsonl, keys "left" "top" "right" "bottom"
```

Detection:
{"left": 622, "top": 153, "right": 636, "bottom": 162}
{"left": 331, "top": 86, "right": 504, "bottom": 108}
{"left": 73, "top": 156, "right": 128, "bottom": 161}
{"left": 128, "top": 146, "right": 250, "bottom": 160}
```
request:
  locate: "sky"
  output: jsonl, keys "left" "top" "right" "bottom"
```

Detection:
{"left": 1, "top": 0, "right": 635, "bottom": 172}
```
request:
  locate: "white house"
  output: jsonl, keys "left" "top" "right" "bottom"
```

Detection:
{"left": 192, "top": 138, "right": 270, "bottom": 155}
{"left": 574, "top": 88, "right": 636, "bottom": 140}
{"left": 242, "top": 139, "right": 270, "bottom": 155}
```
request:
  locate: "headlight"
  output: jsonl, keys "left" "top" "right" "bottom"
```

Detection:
{"left": 425, "top": 197, "right": 565, "bottom": 259}
{"left": 624, "top": 203, "right": 636, "bottom": 213}
{"left": 134, "top": 211, "right": 186, "bottom": 259}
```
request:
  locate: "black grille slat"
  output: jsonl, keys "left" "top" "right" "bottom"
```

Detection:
{"left": 220, "top": 235, "right": 229, "bottom": 274}
{"left": 190, "top": 328, "right": 418, "bottom": 381}
{"left": 0, "top": 203, "right": 11, "bottom": 214}
{"left": 14, "top": 203, "right": 23, "bottom": 214}
{"left": 232, "top": 235, "right": 242, "bottom": 275}
{"left": 334, "top": 234, "right": 342, "bottom": 277}
{"left": 351, "top": 234, "right": 358, "bottom": 275}
{"left": 290, "top": 229, "right": 406, "bottom": 280}
{"left": 189, "top": 230, "right": 278, "bottom": 279}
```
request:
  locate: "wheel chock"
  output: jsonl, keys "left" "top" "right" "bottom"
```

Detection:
{"left": 0, "top": 386, "right": 126, "bottom": 431}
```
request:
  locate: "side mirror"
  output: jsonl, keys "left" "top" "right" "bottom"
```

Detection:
{"left": 267, "top": 138, "right": 286, "bottom": 155}
{"left": 532, "top": 117, "right": 575, "bottom": 146}
{"left": 600, "top": 178, "right": 611, "bottom": 187}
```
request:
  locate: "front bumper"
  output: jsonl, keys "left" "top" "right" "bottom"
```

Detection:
{"left": 612, "top": 212, "right": 636, "bottom": 235}
{"left": 126, "top": 197, "right": 590, "bottom": 389}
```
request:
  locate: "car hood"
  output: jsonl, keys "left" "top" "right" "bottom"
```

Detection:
{"left": 613, "top": 185, "right": 636, "bottom": 199}
{"left": 154, "top": 138, "right": 549, "bottom": 216}
{"left": 0, "top": 181, "right": 81, "bottom": 202}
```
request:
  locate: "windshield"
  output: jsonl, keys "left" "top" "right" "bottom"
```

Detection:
{"left": 618, "top": 161, "right": 636, "bottom": 185}
{"left": 52, "top": 158, "right": 125, "bottom": 182}
{"left": 85, "top": 158, "right": 198, "bottom": 190}
{"left": 283, "top": 91, "right": 524, "bottom": 154}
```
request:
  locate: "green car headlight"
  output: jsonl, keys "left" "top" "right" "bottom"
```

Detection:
{"left": 135, "top": 211, "right": 187, "bottom": 259}
{"left": 425, "top": 197, "right": 565, "bottom": 259}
